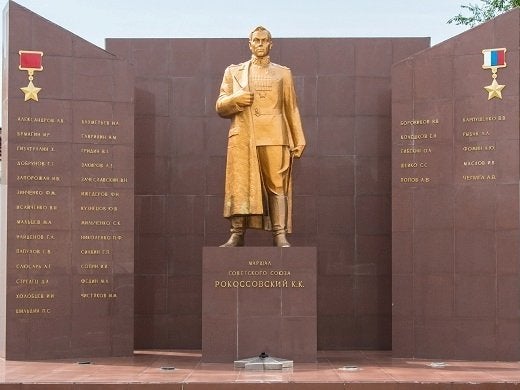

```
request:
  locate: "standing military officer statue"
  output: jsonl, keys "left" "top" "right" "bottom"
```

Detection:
{"left": 216, "top": 26, "right": 306, "bottom": 247}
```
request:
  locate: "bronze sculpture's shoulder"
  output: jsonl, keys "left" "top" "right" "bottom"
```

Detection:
{"left": 271, "top": 62, "right": 290, "bottom": 70}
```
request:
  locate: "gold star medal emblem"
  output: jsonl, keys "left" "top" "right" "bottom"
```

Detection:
{"left": 481, "top": 48, "right": 506, "bottom": 100}
{"left": 19, "top": 50, "right": 43, "bottom": 102}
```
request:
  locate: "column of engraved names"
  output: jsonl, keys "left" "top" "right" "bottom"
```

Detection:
{"left": 75, "top": 118, "right": 129, "bottom": 303}
{"left": 458, "top": 115, "right": 504, "bottom": 183}
{"left": 10, "top": 115, "right": 69, "bottom": 317}
{"left": 397, "top": 118, "right": 439, "bottom": 185}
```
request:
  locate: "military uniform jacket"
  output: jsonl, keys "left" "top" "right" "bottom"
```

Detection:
{"left": 216, "top": 59, "right": 306, "bottom": 231}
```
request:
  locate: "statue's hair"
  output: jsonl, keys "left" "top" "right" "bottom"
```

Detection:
{"left": 249, "top": 26, "right": 272, "bottom": 41}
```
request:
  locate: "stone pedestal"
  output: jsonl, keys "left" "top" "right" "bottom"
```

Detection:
{"left": 202, "top": 247, "right": 317, "bottom": 363}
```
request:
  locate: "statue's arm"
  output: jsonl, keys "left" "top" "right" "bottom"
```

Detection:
{"left": 216, "top": 67, "right": 245, "bottom": 118}
{"left": 283, "top": 69, "right": 306, "bottom": 157}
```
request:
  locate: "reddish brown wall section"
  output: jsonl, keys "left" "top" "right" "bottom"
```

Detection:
{"left": 107, "top": 36, "right": 429, "bottom": 350}
{"left": 392, "top": 9, "right": 520, "bottom": 360}
{"left": 2, "top": 2, "right": 134, "bottom": 359}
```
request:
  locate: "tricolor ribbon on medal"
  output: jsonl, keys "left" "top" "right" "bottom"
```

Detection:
{"left": 19, "top": 50, "right": 43, "bottom": 101}
{"left": 482, "top": 48, "right": 506, "bottom": 100}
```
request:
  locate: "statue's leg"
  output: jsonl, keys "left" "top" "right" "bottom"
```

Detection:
{"left": 269, "top": 195, "right": 290, "bottom": 247}
{"left": 220, "top": 216, "right": 245, "bottom": 247}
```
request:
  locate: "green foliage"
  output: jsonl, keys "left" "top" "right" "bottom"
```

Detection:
{"left": 448, "top": 0, "right": 520, "bottom": 26}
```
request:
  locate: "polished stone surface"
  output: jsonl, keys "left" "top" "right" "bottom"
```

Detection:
{"left": 202, "top": 247, "right": 317, "bottom": 363}
{"left": 1, "top": 350, "right": 520, "bottom": 388}
{"left": 106, "top": 35, "right": 430, "bottom": 353}
{"left": 391, "top": 8, "right": 520, "bottom": 361}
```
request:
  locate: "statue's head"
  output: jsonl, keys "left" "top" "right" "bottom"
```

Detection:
{"left": 249, "top": 26, "right": 272, "bottom": 58}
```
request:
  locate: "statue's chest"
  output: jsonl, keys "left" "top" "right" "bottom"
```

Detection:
{"left": 249, "top": 68, "right": 281, "bottom": 99}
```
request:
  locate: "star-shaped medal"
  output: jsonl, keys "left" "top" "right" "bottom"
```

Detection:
{"left": 484, "top": 78, "right": 505, "bottom": 100}
{"left": 20, "top": 80, "right": 42, "bottom": 101}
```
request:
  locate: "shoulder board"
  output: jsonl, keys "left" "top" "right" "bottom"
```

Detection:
{"left": 272, "top": 63, "right": 290, "bottom": 70}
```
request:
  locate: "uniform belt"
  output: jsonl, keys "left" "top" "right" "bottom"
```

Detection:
{"left": 253, "top": 108, "right": 282, "bottom": 116}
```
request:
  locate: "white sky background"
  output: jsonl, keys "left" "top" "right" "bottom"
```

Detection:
{"left": 5, "top": 0, "right": 470, "bottom": 47}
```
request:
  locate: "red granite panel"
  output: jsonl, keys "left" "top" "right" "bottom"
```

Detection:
{"left": 318, "top": 116, "right": 356, "bottom": 156}
{"left": 317, "top": 39, "right": 355, "bottom": 76}
{"left": 317, "top": 75, "right": 356, "bottom": 116}
{"left": 355, "top": 39, "right": 393, "bottom": 77}
{"left": 454, "top": 275, "right": 496, "bottom": 318}
{"left": 356, "top": 116, "right": 391, "bottom": 157}
{"left": 316, "top": 196, "right": 355, "bottom": 235}
{"left": 413, "top": 274, "right": 454, "bottom": 318}
{"left": 413, "top": 230, "right": 454, "bottom": 275}
{"left": 356, "top": 195, "right": 391, "bottom": 235}
{"left": 455, "top": 229, "right": 496, "bottom": 274}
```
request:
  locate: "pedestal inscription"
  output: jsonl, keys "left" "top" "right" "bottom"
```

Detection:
{"left": 202, "top": 247, "right": 317, "bottom": 363}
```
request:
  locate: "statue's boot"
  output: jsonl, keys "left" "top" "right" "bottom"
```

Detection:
{"left": 220, "top": 216, "right": 245, "bottom": 247}
{"left": 269, "top": 195, "right": 291, "bottom": 247}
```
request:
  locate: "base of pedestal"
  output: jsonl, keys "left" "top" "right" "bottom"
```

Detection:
{"left": 202, "top": 247, "right": 317, "bottom": 363}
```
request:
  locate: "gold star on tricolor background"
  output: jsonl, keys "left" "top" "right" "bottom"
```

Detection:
{"left": 484, "top": 78, "right": 505, "bottom": 100}
{"left": 20, "top": 80, "right": 41, "bottom": 101}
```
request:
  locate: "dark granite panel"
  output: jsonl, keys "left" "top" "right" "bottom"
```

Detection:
{"left": 134, "top": 156, "right": 168, "bottom": 195}
{"left": 168, "top": 276, "right": 202, "bottom": 315}
{"left": 317, "top": 39, "right": 355, "bottom": 76}
{"left": 391, "top": 231, "right": 413, "bottom": 274}
{"left": 497, "top": 275, "right": 520, "bottom": 319}
{"left": 317, "top": 196, "right": 355, "bottom": 235}
{"left": 356, "top": 195, "right": 391, "bottom": 235}
{"left": 318, "top": 116, "right": 356, "bottom": 156}
{"left": 454, "top": 275, "right": 496, "bottom": 318}
{"left": 455, "top": 229, "right": 496, "bottom": 275}
{"left": 317, "top": 275, "right": 354, "bottom": 316}
{"left": 355, "top": 39, "right": 393, "bottom": 77}
{"left": 167, "top": 234, "right": 204, "bottom": 277}
{"left": 165, "top": 195, "right": 205, "bottom": 235}
{"left": 356, "top": 157, "right": 391, "bottom": 195}
{"left": 454, "top": 319, "right": 496, "bottom": 360}
{"left": 354, "top": 275, "right": 392, "bottom": 316}
{"left": 317, "top": 234, "right": 355, "bottom": 276}
{"left": 135, "top": 195, "right": 166, "bottom": 234}
{"left": 135, "top": 234, "right": 167, "bottom": 274}
{"left": 355, "top": 77, "right": 391, "bottom": 116}
{"left": 413, "top": 230, "right": 454, "bottom": 275}
{"left": 497, "top": 230, "right": 520, "bottom": 275}
{"left": 413, "top": 274, "right": 454, "bottom": 318}
{"left": 357, "top": 234, "right": 392, "bottom": 275}
{"left": 414, "top": 318, "right": 457, "bottom": 358}
{"left": 317, "top": 75, "right": 356, "bottom": 116}
{"left": 392, "top": 274, "right": 413, "bottom": 318}
{"left": 279, "top": 39, "right": 318, "bottom": 76}
{"left": 134, "top": 78, "right": 171, "bottom": 117}
{"left": 391, "top": 317, "right": 414, "bottom": 357}
{"left": 134, "top": 116, "right": 171, "bottom": 157}
{"left": 413, "top": 187, "right": 454, "bottom": 230}
{"left": 134, "top": 275, "right": 168, "bottom": 315}
{"left": 454, "top": 186, "right": 496, "bottom": 230}
{"left": 318, "top": 156, "right": 355, "bottom": 195}
{"left": 356, "top": 116, "right": 391, "bottom": 157}
{"left": 170, "top": 39, "right": 206, "bottom": 77}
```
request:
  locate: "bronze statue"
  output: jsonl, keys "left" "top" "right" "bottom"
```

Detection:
{"left": 216, "top": 26, "right": 306, "bottom": 247}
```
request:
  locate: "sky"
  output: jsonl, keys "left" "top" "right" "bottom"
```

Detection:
{"left": 4, "top": 0, "right": 472, "bottom": 48}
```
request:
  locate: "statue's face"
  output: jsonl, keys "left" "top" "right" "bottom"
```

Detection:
{"left": 249, "top": 30, "right": 272, "bottom": 58}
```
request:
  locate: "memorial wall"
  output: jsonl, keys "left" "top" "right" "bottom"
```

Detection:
{"left": 0, "top": 2, "right": 134, "bottom": 359}
{"left": 106, "top": 36, "right": 429, "bottom": 350}
{"left": 392, "top": 9, "right": 520, "bottom": 360}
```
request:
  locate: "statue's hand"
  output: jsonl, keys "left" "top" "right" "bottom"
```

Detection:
{"left": 291, "top": 145, "right": 305, "bottom": 158}
{"left": 234, "top": 90, "right": 254, "bottom": 107}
